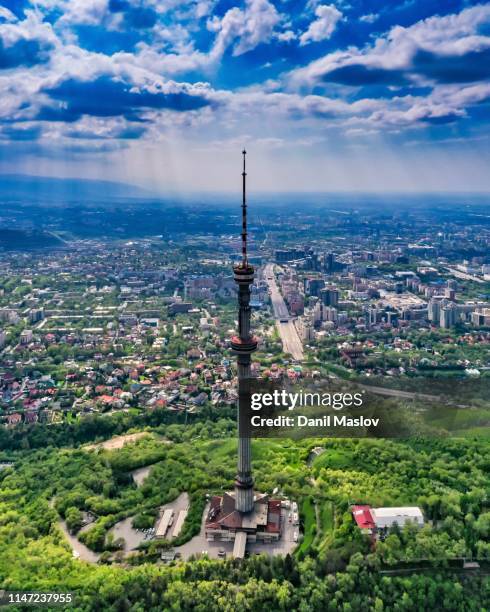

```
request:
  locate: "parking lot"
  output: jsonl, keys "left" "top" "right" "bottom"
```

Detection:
{"left": 109, "top": 492, "right": 190, "bottom": 553}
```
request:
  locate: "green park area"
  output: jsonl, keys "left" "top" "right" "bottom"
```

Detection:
{"left": 0, "top": 413, "right": 489, "bottom": 610}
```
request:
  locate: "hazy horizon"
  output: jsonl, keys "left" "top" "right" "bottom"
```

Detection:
{"left": 0, "top": 172, "right": 490, "bottom": 203}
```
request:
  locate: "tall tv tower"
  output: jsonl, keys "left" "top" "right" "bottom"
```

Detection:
{"left": 230, "top": 149, "right": 257, "bottom": 513}
{"left": 204, "top": 153, "right": 282, "bottom": 554}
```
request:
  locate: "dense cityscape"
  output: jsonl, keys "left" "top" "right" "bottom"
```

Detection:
{"left": 1, "top": 197, "right": 488, "bottom": 430}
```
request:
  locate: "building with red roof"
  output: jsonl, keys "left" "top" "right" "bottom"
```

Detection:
{"left": 352, "top": 504, "right": 424, "bottom": 536}
{"left": 352, "top": 505, "right": 375, "bottom": 532}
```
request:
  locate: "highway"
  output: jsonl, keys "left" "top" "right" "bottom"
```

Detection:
{"left": 357, "top": 385, "right": 441, "bottom": 402}
{"left": 446, "top": 267, "right": 484, "bottom": 284}
{"left": 264, "top": 264, "right": 304, "bottom": 361}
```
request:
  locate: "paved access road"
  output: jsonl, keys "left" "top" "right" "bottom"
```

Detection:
{"left": 264, "top": 264, "right": 304, "bottom": 361}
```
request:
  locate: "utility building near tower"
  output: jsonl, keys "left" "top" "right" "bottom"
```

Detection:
{"left": 352, "top": 504, "right": 424, "bottom": 536}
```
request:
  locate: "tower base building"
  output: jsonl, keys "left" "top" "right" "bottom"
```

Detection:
{"left": 205, "top": 492, "right": 281, "bottom": 548}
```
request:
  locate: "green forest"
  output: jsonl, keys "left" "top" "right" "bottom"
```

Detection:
{"left": 1, "top": 416, "right": 489, "bottom": 611}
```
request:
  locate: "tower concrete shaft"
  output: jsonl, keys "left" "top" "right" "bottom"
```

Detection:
{"left": 235, "top": 348, "right": 254, "bottom": 513}
{"left": 231, "top": 150, "right": 257, "bottom": 514}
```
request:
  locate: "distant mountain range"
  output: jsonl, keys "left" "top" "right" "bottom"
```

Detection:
{"left": 0, "top": 229, "right": 64, "bottom": 250}
{"left": 0, "top": 174, "right": 154, "bottom": 201}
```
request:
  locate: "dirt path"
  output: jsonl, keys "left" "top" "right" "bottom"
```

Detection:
{"left": 84, "top": 431, "right": 150, "bottom": 451}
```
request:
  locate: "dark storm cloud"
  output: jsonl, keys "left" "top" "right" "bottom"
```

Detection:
{"left": 0, "top": 125, "right": 41, "bottom": 140}
{"left": 412, "top": 48, "right": 490, "bottom": 84}
{"left": 322, "top": 64, "right": 408, "bottom": 86}
{"left": 319, "top": 46, "right": 490, "bottom": 88}
{"left": 40, "top": 76, "right": 211, "bottom": 121}
{"left": 66, "top": 125, "right": 147, "bottom": 139}
{"left": 36, "top": 106, "right": 82, "bottom": 123}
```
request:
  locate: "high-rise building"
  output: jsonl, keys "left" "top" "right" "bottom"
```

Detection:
{"left": 367, "top": 308, "right": 379, "bottom": 326}
{"left": 298, "top": 316, "right": 314, "bottom": 341}
{"left": 440, "top": 301, "right": 458, "bottom": 328}
{"left": 320, "top": 286, "right": 339, "bottom": 307}
{"left": 386, "top": 311, "right": 398, "bottom": 326}
{"left": 29, "top": 308, "right": 44, "bottom": 324}
{"left": 445, "top": 287, "right": 456, "bottom": 300}
{"left": 288, "top": 293, "right": 304, "bottom": 315}
{"left": 324, "top": 252, "right": 335, "bottom": 273}
{"left": 428, "top": 297, "right": 442, "bottom": 323}
{"left": 323, "top": 306, "right": 338, "bottom": 322}
{"left": 304, "top": 253, "right": 319, "bottom": 271}
{"left": 305, "top": 277, "right": 324, "bottom": 297}
{"left": 471, "top": 308, "right": 490, "bottom": 326}
{"left": 275, "top": 248, "right": 305, "bottom": 263}
{"left": 20, "top": 329, "right": 33, "bottom": 345}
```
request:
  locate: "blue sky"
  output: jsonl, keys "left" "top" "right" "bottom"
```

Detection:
{"left": 0, "top": 0, "right": 489, "bottom": 192}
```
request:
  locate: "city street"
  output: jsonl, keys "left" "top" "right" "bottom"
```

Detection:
{"left": 264, "top": 264, "right": 304, "bottom": 361}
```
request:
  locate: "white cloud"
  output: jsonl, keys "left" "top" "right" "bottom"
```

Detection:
{"left": 360, "top": 13, "right": 378, "bottom": 24}
{"left": 299, "top": 4, "right": 342, "bottom": 46}
{"left": 0, "top": 10, "right": 57, "bottom": 47}
{"left": 361, "top": 102, "right": 465, "bottom": 130}
{"left": 118, "top": 44, "right": 211, "bottom": 76}
{"left": 145, "top": 22, "right": 192, "bottom": 53}
{"left": 0, "top": 7, "right": 17, "bottom": 22}
{"left": 208, "top": 0, "right": 281, "bottom": 57}
{"left": 222, "top": 89, "right": 385, "bottom": 125}
{"left": 292, "top": 4, "right": 490, "bottom": 84}
{"left": 120, "top": 0, "right": 284, "bottom": 77}
{"left": 0, "top": 0, "right": 489, "bottom": 172}
{"left": 0, "top": 10, "right": 59, "bottom": 68}
{"left": 195, "top": 1, "right": 215, "bottom": 19}
{"left": 276, "top": 30, "right": 296, "bottom": 42}
{"left": 34, "top": 0, "right": 109, "bottom": 27}
{"left": 432, "top": 82, "right": 490, "bottom": 107}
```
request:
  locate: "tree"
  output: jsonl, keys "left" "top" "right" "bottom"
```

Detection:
{"left": 474, "top": 512, "right": 490, "bottom": 538}
{"left": 65, "top": 507, "right": 83, "bottom": 533}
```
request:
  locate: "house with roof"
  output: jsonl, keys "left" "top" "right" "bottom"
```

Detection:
{"left": 6, "top": 413, "right": 22, "bottom": 427}
{"left": 352, "top": 504, "right": 424, "bottom": 537}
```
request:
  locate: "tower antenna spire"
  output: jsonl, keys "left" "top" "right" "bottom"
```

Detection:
{"left": 241, "top": 148, "right": 247, "bottom": 266}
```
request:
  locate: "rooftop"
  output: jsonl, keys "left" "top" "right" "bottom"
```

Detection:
{"left": 371, "top": 507, "right": 423, "bottom": 519}
{"left": 352, "top": 505, "right": 375, "bottom": 530}
{"left": 205, "top": 492, "right": 281, "bottom": 534}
